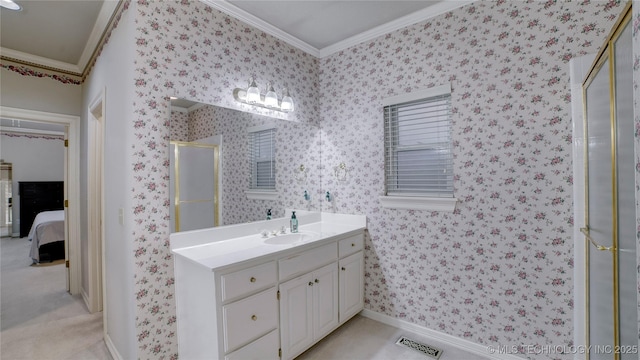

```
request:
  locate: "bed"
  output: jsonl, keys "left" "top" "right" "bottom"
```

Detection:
{"left": 28, "top": 210, "right": 65, "bottom": 263}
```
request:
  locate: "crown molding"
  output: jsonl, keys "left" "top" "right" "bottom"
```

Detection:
{"left": 0, "top": 47, "right": 81, "bottom": 75}
{"left": 318, "top": 0, "right": 474, "bottom": 57}
{"left": 199, "top": 0, "right": 473, "bottom": 59}
{"left": 201, "top": 0, "right": 320, "bottom": 57}
{"left": 78, "top": 0, "right": 121, "bottom": 73}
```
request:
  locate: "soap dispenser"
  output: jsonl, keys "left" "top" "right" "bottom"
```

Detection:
{"left": 290, "top": 211, "right": 298, "bottom": 233}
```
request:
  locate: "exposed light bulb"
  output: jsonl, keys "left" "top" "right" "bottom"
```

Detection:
{"left": 280, "top": 88, "right": 294, "bottom": 112}
{"left": 246, "top": 77, "right": 261, "bottom": 104}
{"left": 264, "top": 83, "right": 278, "bottom": 108}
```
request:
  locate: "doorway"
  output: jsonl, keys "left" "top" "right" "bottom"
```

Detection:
{"left": 0, "top": 106, "right": 81, "bottom": 294}
{"left": 0, "top": 161, "right": 12, "bottom": 237}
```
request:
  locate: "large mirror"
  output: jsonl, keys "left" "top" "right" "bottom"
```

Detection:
{"left": 170, "top": 99, "right": 321, "bottom": 232}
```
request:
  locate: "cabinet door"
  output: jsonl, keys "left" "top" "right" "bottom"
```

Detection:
{"left": 279, "top": 274, "right": 313, "bottom": 359}
{"left": 339, "top": 252, "right": 364, "bottom": 323}
{"left": 312, "top": 262, "right": 339, "bottom": 339}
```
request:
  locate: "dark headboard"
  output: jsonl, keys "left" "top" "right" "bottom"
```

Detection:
{"left": 18, "top": 181, "right": 64, "bottom": 238}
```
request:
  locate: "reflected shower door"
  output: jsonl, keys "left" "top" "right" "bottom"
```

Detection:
{"left": 170, "top": 141, "right": 219, "bottom": 232}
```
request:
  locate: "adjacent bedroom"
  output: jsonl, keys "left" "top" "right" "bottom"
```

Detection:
{"left": 0, "top": 119, "right": 67, "bottom": 266}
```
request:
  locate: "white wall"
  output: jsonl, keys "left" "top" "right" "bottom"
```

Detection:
{"left": 81, "top": 6, "right": 136, "bottom": 359}
{"left": 0, "top": 133, "right": 65, "bottom": 236}
{"left": 0, "top": 68, "right": 82, "bottom": 116}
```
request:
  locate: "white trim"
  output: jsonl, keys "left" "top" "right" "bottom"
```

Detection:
{"left": 0, "top": 126, "right": 65, "bottom": 136}
{"left": 0, "top": 106, "right": 81, "bottom": 295}
{"left": 245, "top": 190, "right": 279, "bottom": 201}
{"left": 76, "top": 0, "right": 119, "bottom": 73}
{"left": 201, "top": 0, "right": 320, "bottom": 57}
{"left": 382, "top": 83, "right": 451, "bottom": 107}
{"left": 360, "top": 309, "right": 526, "bottom": 360}
{"left": 104, "top": 333, "right": 124, "bottom": 360}
{"left": 247, "top": 124, "right": 277, "bottom": 134}
{"left": 319, "top": 1, "right": 474, "bottom": 58}
{"left": 87, "top": 90, "right": 105, "bottom": 314}
{"left": 200, "top": 0, "right": 473, "bottom": 59}
{"left": 379, "top": 195, "right": 457, "bottom": 212}
{"left": 171, "top": 102, "right": 207, "bottom": 114}
{"left": 0, "top": 47, "right": 81, "bottom": 74}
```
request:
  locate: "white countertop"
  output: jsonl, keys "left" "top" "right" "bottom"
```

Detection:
{"left": 170, "top": 212, "right": 366, "bottom": 271}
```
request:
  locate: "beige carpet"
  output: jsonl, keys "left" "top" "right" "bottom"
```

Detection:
{"left": 1, "top": 237, "right": 110, "bottom": 360}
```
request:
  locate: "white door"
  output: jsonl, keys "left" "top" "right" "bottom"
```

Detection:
{"left": 312, "top": 263, "right": 339, "bottom": 339}
{"left": 279, "top": 274, "right": 313, "bottom": 359}
{"left": 339, "top": 252, "right": 364, "bottom": 322}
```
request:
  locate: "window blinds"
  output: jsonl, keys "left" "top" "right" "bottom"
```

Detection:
{"left": 249, "top": 128, "right": 276, "bottom": 190}
{"left": 384, "top": 93, "right": 453, "bottom": 197}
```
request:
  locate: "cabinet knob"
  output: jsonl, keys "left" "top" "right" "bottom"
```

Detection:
{"left": 314, "top": 279, "right": 319, "bottom": 283}
{"left": 308, "top": 282, "right": 313, "bottom": 286}
{"left": 250, "top": 277, "right": 256, "bottom": 283}
{"left": 351, "top": 243, "right": 355, "bottom": 247}
{"left": 251, "top": 315, "right": 257, "bottom": 321}
{"left": 341, "top": 267, "right": 346, "bottom": 271}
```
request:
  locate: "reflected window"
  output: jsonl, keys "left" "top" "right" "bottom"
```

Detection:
{"left": 249, "top": 126, "right": 276, "bottom": 190}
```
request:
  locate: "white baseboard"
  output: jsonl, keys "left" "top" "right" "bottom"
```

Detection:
{"left": 360, "top": 309, "right": 525, "bottom": 360}
{"left": 104, "top": 333, "right": 124, "bottom": 360}
{"left": 81, "top": 287, "right": 91, "bottom": 311}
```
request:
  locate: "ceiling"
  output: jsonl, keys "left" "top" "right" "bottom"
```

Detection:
{"left": 1, "top": 0, "right": 468, "bottom": 132}
{"left": 1, "top": 0, "right": 469, "bottom": 78}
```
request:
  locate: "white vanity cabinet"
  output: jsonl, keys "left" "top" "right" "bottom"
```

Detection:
{"left": 279, "top": 262, "right": 339, "bottom": 359}
{"left": 338, "top": 234, "right": 365, "bottom": 323}
{"left": 173, "top": 257, "right": 281, "bottom": 360}
{"left": 171, "top": 212, "right": 366, "bottom": 360}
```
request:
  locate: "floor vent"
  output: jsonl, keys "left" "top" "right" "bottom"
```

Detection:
{"left": 395, "top": 336, "right": 443, "bottom": 359}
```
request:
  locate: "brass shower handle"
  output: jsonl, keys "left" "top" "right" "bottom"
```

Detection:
{"left": 580, "top": 227, "right": 615, "bottom": 252}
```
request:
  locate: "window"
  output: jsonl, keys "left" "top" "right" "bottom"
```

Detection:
{"left": 247, "top": 126, "right": 277, "bottom": 200}
{"left": 380, "top": 84, "right": 457, "bottom": 211}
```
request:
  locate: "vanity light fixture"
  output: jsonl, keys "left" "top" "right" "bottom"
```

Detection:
{"left": 233, "top": 78, "right": 295, "bottom": 113}
{"left": 0, "top": 0, "right": 21, "bottom": 10}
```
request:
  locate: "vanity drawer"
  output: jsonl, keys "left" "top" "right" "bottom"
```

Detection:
{"left": 338, "top": 234, "right": 364, "bottom": 258}
{"left": 279, "top": 242, "right": 337, "bottom": 280}
{"left": 221, "top": 261, "right": 277, "bottom": 302}
{"left": 224, "top": 329, "right": 279, "bottom": 360}
{"left": 222, "top": 287, "right": 278, "bottom": 353}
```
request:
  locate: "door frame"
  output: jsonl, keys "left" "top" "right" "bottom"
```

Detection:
{"left": 0, "top": 106, "right": 81, "bottom": 295}
{"left": 87, "top": 90, "right": 105, "bottom": 313}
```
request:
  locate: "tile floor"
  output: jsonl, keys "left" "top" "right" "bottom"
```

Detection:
{"left": 297, "top": 315, "right": 494, "bottom": 360}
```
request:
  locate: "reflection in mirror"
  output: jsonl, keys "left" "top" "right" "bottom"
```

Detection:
{"left": 170, "top": 99, "right": 321, "bottom": 232}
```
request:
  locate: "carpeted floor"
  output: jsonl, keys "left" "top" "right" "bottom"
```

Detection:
{"left": 1, "top": 237, "right": 110, "bottom": 360}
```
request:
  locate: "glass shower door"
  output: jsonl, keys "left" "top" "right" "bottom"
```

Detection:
{"left": 582, "top": 5, "right": 636, "bottom": 360}
{"left": 584, "top": 54, "right": 615, "bottom": 360}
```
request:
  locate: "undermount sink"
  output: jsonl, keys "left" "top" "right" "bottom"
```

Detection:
{"left": 263, "top": 232, "right": 317, "bottom": 245}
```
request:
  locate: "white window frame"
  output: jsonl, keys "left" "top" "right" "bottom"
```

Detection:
{"left": 246, "top": 125, "right": 278, "bottom": 201}
{"left": 379, "top": 84, "right": 457, "bottom": 212}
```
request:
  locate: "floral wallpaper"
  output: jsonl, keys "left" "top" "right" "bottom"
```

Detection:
{"left": 318, "top": 1, "right": 626, "bottom": 359}
{"left": 131, "top": 1, "right": 318, "bottom": 357}
{"left": 170, "top": 104, "right": 322, "bottom": 226}
{"left": 127, "top": 0, "right": 631, "bottom": 358}
{"left": 3, "top": 0, "right": 632, "bottom": 358}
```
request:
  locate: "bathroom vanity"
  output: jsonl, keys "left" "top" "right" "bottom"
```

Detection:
{"left": 170, "top": 211, "right": 366, "bottom": 360}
